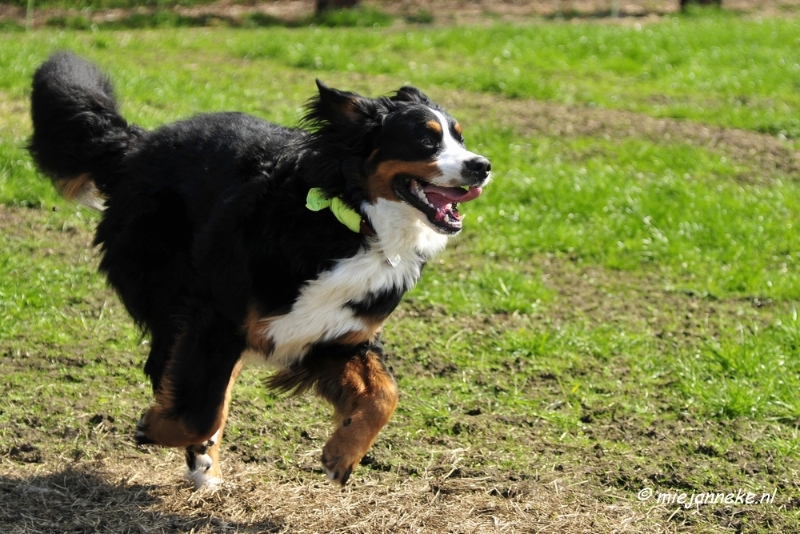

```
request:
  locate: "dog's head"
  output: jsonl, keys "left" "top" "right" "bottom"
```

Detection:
{"left": 304, "top": 81, "right": 491, "bottom": 236}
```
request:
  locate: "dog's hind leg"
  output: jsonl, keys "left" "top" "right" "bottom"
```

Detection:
{"left": 184, "top": 358, "right": 243, "bottom": 489}
{"left": 315, "top": 346, "right": 398, "bottom": 486}
{"left": 135, "top": 305, "right": 246, "bottom": 450}
{"left": 143, "top": 328, "right": 179, "bottom": 393}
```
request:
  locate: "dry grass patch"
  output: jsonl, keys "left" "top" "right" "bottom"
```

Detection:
{"left": 0, "top": 455, "right": 672, "bottom": 533}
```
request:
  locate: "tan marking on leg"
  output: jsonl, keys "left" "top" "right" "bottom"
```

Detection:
{"left": 205, "top": 358, "right": 243, "bottom": 478}
{"left": 320, "top": 351, "right": 398, "bottom": 485}
{"left": 193, "top": 358, "right": 244, "bottom": 484}
{"left": 138, "top": 408, "right": 214, "bottom": 447}
{"left": 138, "top": 375, "right": 219, "bottom": 447}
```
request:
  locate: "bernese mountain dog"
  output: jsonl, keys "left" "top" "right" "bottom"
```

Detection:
{"left": 28, "top": 52, "right": 491, "bottom": 488}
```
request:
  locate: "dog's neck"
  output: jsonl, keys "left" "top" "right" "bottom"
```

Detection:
{"left": 362, "top": 199, "right": 449, "bottom": 268}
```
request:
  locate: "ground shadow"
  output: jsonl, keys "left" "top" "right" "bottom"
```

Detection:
{"left": 0, "top": 467, "right": 282, "bottom": 533}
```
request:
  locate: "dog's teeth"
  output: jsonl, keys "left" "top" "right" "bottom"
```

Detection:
{"left": 412, "top": 182, "right": 433, "bottom": 207}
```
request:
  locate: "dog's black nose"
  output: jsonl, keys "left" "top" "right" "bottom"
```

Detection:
{"left": 464, "top": 156, "right": 491, "bottom": 180}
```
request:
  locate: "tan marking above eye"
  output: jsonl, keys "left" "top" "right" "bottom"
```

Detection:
{"left": 426, "top": 120, "right": 442, "bottom": 134}
{"left": 453, "top": 122, "right": 463, "bottom": 136}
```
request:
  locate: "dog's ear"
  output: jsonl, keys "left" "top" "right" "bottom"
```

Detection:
{"left": 309, "top": 80, "right": 376, "bottom": 124}
{"left": 391, "top": 86, "right": 433, "bottom": 106}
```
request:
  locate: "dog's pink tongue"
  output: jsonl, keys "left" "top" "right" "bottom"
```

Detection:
{"left": 422, "top": 185, "right": 482, "bottom": 209}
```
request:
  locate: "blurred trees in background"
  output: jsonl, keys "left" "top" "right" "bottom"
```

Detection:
{"left": 11, "top": 0, "right": 729, "bottom": 10}
{"left": 314, "top": 0, "right": 726, "bottom": 15}
{"left": 315, "top": 0, "right": 359, "bottom": 13}
{"left": 10, "top": 0, "right": 732, "bottom": 17}
{"left": 680, "top": 0, "right": 722, "bottom": 9}
{"left": 313, "top": 1, "right": 725, "bottom": 15}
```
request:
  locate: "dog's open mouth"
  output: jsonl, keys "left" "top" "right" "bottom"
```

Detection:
{"left": 394, "top": 177, "right": 483, "bottom": 234}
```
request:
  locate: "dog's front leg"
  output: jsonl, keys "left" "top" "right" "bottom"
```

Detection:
{"left": 316, "top": 348, "right": 398, "bottom": 486}
{"left": 184, "top": 358, "right": 243, "bottom": 489}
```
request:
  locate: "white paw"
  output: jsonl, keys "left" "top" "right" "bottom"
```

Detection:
{"left": 189, "top": 472, "right": 222, "bottom": 491}
{"left": 186, "top": 453, "right": 220, "bottom": 491}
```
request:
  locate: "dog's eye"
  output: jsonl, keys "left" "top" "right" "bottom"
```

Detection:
{"left": 421, "top": 137, "right": 436, "bottom": 148}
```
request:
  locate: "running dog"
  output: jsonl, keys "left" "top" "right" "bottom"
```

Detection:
{"left": 28, "top": 52, "right": 491, "bottom": 488}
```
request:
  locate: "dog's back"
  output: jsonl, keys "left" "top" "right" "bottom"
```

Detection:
{"left": 28, "top": 52, "right": 300, "bottom": 389}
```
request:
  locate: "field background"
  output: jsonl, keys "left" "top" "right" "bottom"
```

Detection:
{"left": 1, "top": 2, "right": 800, "bottom": 533}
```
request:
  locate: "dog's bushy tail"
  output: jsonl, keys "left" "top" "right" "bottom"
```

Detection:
{"left": 28, "top": 52, "right": 143, "bottom": 209}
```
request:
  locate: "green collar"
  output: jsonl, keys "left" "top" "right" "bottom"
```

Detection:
{"left": 306, "top": 188, "right": 365, "bottom": 234}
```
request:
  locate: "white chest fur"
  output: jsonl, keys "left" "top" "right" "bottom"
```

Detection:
{"left": 255, "top": 199, "right": 447, "bottom": 368}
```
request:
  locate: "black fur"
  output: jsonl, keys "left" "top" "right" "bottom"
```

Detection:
{"left": 29, "top": 54, "right": 383, "bottom": 394}
{"left": 346, "top": 286, "right": 408, "bottom": 318}
{"left": 29, "top": 52, "right": 144, "bottom": 195}
{"left": 28, "top": 52, "right": 488, "bottom": 482}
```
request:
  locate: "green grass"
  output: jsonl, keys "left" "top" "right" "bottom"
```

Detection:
{"left": 1, "top": 11, "right": 800, "bottom": 532}
{"left": 225, "top": 15, "right": 800, "bottom": 136}
{"left": 477, "top": 134, "right": 800, "bottom": 299}
{"left": 675, "top": 313, "right": 800, "bottom": 420}
{"left": 6, "top": 15, "right": 800, "bottom": 136}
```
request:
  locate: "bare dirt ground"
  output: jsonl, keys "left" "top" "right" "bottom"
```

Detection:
{"left": 1, "top": 0, "right": 799, "bottom": 28}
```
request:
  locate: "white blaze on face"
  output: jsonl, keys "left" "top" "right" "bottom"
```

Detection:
{"left": 430, "top": 109, "right": 479, "bottom": 187}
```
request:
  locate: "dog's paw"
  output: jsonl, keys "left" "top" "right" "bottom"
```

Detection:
{"left": 321, "top": 445, "right": 359, "bottom": 486}
{"left": 321, "top": 453, "right": 354, "bottom": 486}
{"left": 184, "top": 430, "right": 222, "bottom": 490}
{"left": 134, "top": 414, "right": 156, "bottom": 445}
{"left": 133, "top": 407, "right": 212, "bottom": 447}
{"left": 186, "top": 451, "right": 222, "bottom": 491}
